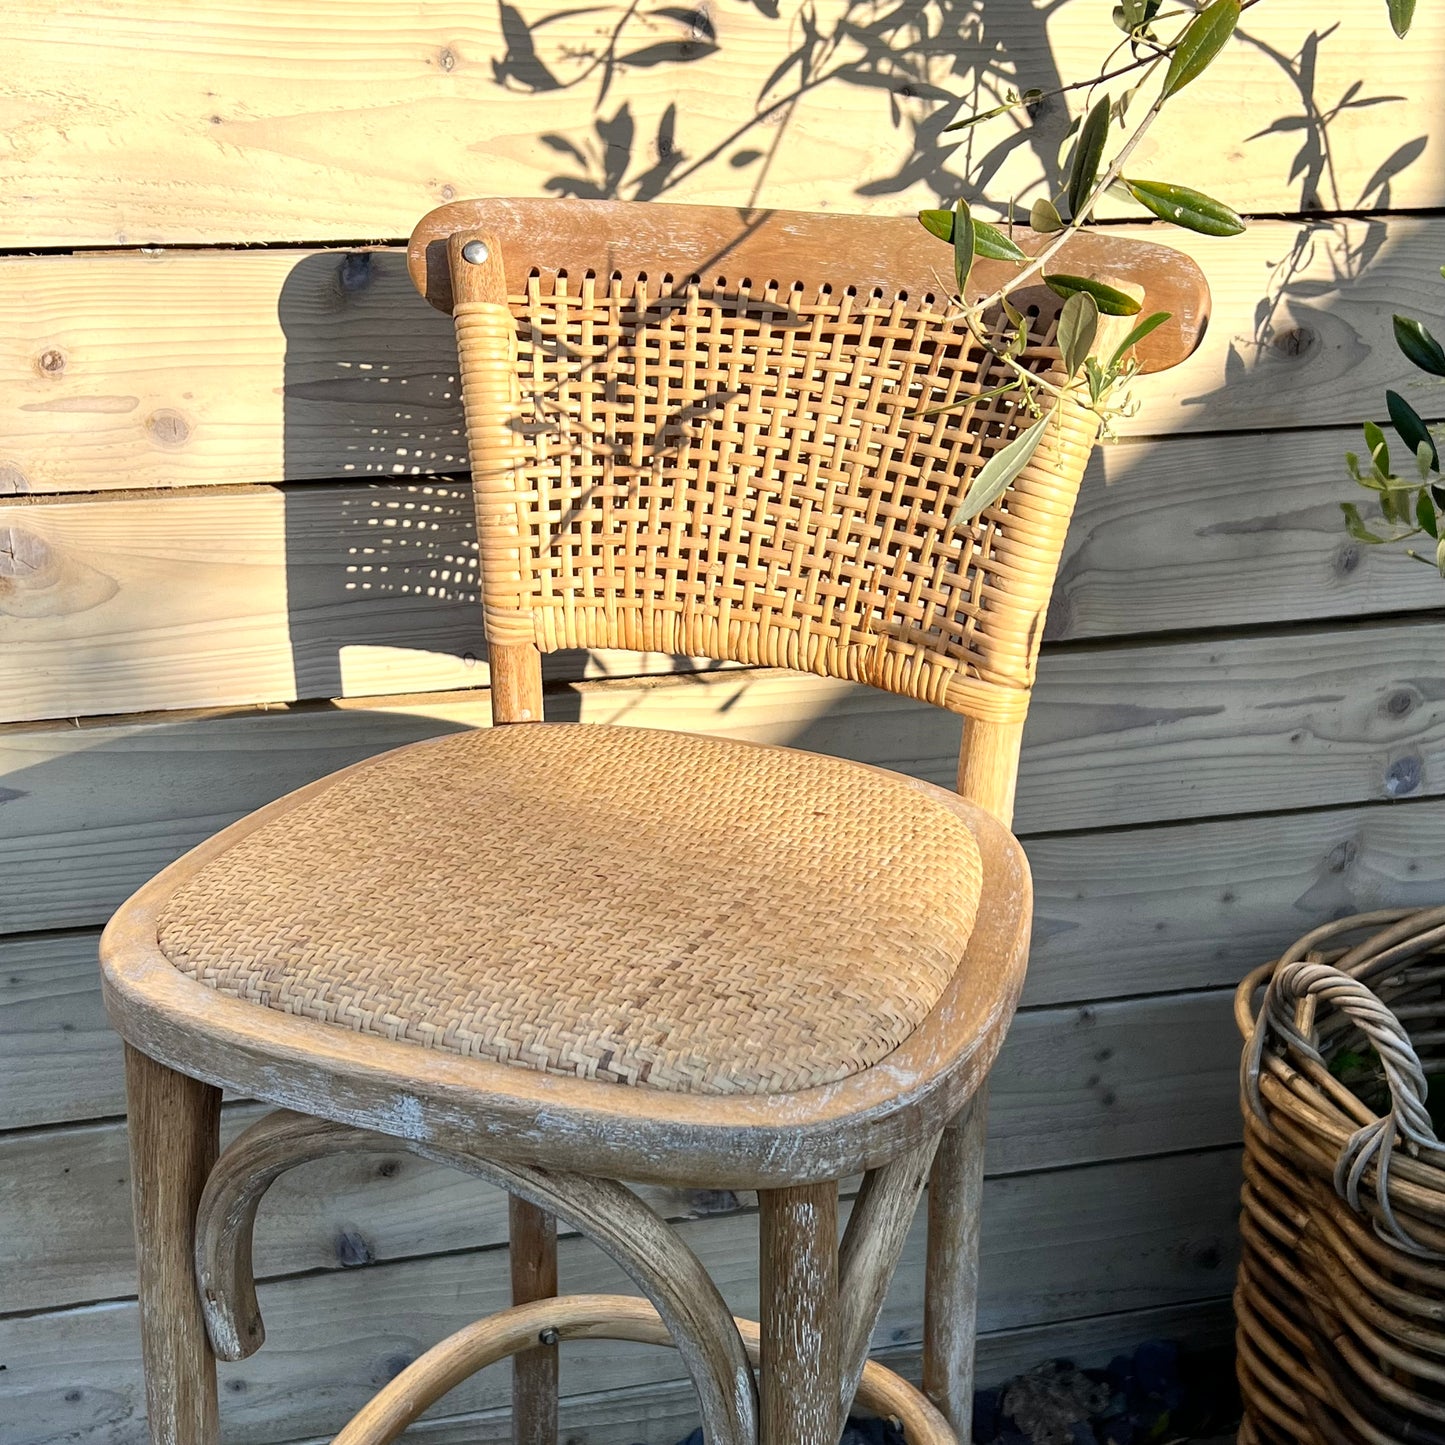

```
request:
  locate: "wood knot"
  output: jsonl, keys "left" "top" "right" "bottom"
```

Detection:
{"left": 36, "top": 348, "right": 66, "bottom": 377}
{"left": 146, "top": 409, "right": 191, "bottom": 448}
{"left": 0, "top": 465, "right": 28, "bottom": 495}
{"left": 438, "top": 45, "right": 457, "bottom": 71}
{"left": 1385, "top": 754, "right": 1423, "bottom": 797}
{"left": 1272, "top": 327, "right": 1315, "bottom": 358}
{"left": 0, "top": 525, "right": 50, "bottom": 579}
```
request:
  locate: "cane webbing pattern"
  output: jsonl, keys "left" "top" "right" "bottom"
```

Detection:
{"left": 156, "top": 725, "right": 984, "bottom": 1096}
{"left": 456, "top": 266, "right": 1098, "bottom": 721}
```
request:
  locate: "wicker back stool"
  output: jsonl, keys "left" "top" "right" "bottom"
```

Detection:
{"left": 101, "top": 200, "right": 1208, "bottom": 1445}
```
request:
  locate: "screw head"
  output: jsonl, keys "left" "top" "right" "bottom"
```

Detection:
{"left": 461, "top": 239, "right": 490, "bottom": 264}
{"left": 538, "top": 1327, "right": 560, "bottom": 1346}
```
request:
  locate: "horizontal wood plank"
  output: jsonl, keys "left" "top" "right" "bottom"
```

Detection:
{"left": 8, "top": 793, "right": 1445, "bottom": 1129}
{"left": 0, "top": 485, "right": 717, "bottom": 724}
{"left": 4, "top": 217, "right": 1444, "bottom": 502}
{"left": 0, "top": 986, "right": 1241, "bottom": 1311}
{"left": 1059, "top": 429, "right": 1445, "bottom": 642}
{"left": 5, "top": 431, "right": 1444, "bottom": 725}
{"left": 2, "top": 0, "right": 1436, "bottom": 246}
{"left": 4, "top": 617, "right": 1443, "bottom": 931}
{"left": 0, "top": 1148, "right": 1242, "bottom": 1445}
{"left": 280, "top": 1299, "right": 1236, "bottom": 1445}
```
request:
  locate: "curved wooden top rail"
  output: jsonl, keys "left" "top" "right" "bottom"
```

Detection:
{"left": 409, "top": 197, "right": 1210, "bottom": 373}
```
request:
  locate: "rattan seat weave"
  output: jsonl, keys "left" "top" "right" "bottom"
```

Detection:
{"left": 155, "top": 724, "right": 984, "bottom": 1097}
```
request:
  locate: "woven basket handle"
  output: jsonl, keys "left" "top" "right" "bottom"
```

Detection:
{"left": 1246, "top": 954, "right": 1440, "bottom": 1251}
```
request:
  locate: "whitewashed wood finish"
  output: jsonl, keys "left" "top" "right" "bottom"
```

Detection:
{"left": 286, "top": 1296, "right": 1237, "bottom": 1445}
{"left": 3, "top": 431, "right": 1443, "bottom": 728}
{"left": 7, "top": 793, "right": 1445, "bottom": 1130}
{"left": 4, "top": 219, "right": 1444, "bottom": 506}
{"left": 0, "top": 987, "right": 1240, "bottom": 1315}
{"left": 4, "top": 617, "right": 1443, "bottom": 932}
{"left": 195, "top": 1112, "right": 757, "bottom": 1445}
{"left": 0, "top": 1148, "right": 1242, "bottom": 1445}
{"left": 1058, "top": 430, "right": 1445, "bottom": 641}
{"left": 0, "top": 485, "right": 724, "bottom": 724}
{"left": 837, "top": 1139, "right": 941, "bottom": 1422}
{"left": 122, "top": 1047, "right": 221, "bottom": 1445}
{"left": 2, "top": 0, "right": 1436, "bottom": 246}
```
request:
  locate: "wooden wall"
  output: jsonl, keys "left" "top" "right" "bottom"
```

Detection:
{"left": 2, "top": 2, "right": 1442, "bottom": 1440}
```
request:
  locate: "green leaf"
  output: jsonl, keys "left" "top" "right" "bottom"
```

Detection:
{"left": 1067, "top": 93, "right": 1112, "bottom": 220}
{"left": 941, "top": 95, "right": 1023, "bottom": 133}
{"left": 919, "top": 379, "right": 1022, "bottom": 421}
{"left": 1386, "top": 389, "right": 1439, "bottom": 469}
{"left": 1364, "top": 421, "right": 1391, "bottom": 479}
{"left": 1105, "top": 310, "right": 1171, "bottom": 370}
{"left": 1341, "top": 502, "right": 1388, "bottom": 544}
{"left": 1162, "top": 0, "right": 1240, "bottom": 99}
{"left": 1084, "top": 356, "right": 1108, "bottom": 405}
{"left": 1394, "top": 314, "right": 1445, "bottom": 376}
{"left": 921, "top": 209, "right": 1026, "bottom": 263}
{"left": 952, "top": 199, "right": 974, "bottom": 297}
{"left": 951, "top": 409, "right": 1056, "bottom": 527}
{"left": 918, "top": 208, "right": 953, "bottom": 243}
{"left": 1122, "top": 178, "right": 1245, "bottom": 236}
{"left": 1437, "top": 535, "right": 1445, "bottom": 575}
{"left": 975, "top": 219, "right": 1027, "bottom": 263}
{"left": 1388, "top": 0, "right": 1416, "bottom": 38}
{"left": 1044, "top": 273, "right": 1142, "bottom": 316}
{"left": 1058, "top": 290, "right": 1099, "bottom": 379}
{"left": 1030, "top": 197, "right": 1064, "bottom": 233}
{"left": 1417, "top": 489, "right": 1439, "bottom": 538}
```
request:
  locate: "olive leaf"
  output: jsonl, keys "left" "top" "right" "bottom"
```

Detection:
{"left": 953, "top": 199, "right": 975, "bottom": 296}
{"left": 1389, "top": 0, "right": 1417, "bottom": 38}
{"left": 1105, "top": 310, "right": 1171, "bottom": 370}
{"left": 1341, "top": 502, "right": 1388, "bottom": 544}
{"left": 1044, "top": 273, "right": 1142, "bottom": 316}
{"left": 1058, "top": 290, "right": 1099, "bottom": 379}
{"left": 1394, "top": 315, "right": 1445, "bottom": 376}
{"left": 1067, "top": 94, "right": 1112, "bottom": 219}
{"left": 919, "top": 380, "right": 1023, "bottom": 421}
{"left": 918, "top": 210, "right": 1026, "bottom": 262}
{"left": 942, "top": 95, "right": 1022, "bottom": 133}
{"left": 951, "top": 408, "right": 1056, "bottom": 527}
{"left": 1418, "top": 490, "right": 1440, "bottom": 538}
{"left": 1123, "top": 178, "right": 1245, "bottom": 236}
{"left": 1421, "top": 442, "right": 1439, "bottom": 481}
{"left": 1162, "top": 0, "right": 1240, "bottom": 99}
{"left": 974, "top": 220, "right": 1027, "bottom": 263}
{"left": 1363, "top": 421, "right": 1391, "bottom": 479}
{"left": 1030, "top": 197, "right": 1065, "bottom": 233}
{"left": 1386, "top": 389, "right": 1439, "bottom": 469}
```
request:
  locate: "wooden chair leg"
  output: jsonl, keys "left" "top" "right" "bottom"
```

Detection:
{"left": 923, "top": 1082, "right": 990, "bottom": 1441}
{"left": 124, "top": 1043, "right": 222, "bottom": 1445}
{"left": 759, "top": 1180, "right": 839, "bottom": 1445}
{"left": 509, "top": 1196, "right": 559, "bottom": 1445}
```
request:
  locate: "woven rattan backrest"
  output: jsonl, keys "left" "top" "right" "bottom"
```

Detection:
{"left": 410, "top": 201, "right": 1208, "bottom": 725}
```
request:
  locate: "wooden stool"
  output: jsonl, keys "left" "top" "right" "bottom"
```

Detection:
{"left": 101, "top": 200, "right": 1208, "bottom": 1445}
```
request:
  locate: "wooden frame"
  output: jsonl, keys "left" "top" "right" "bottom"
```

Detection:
{"left": 102, "top": 196, "right": 1208, "bottom": 1445}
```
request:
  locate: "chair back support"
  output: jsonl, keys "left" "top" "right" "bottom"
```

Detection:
{"left": 410, "top": 200, "right": 1208, "bottom": 729}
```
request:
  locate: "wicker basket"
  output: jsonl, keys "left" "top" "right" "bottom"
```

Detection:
{"left": 1237, "top": 905, "right": 1445, "bottom": 1444}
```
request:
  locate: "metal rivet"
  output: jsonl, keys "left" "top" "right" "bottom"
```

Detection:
{"left": 462, "top": 240, "right": 490, "bottom": 264}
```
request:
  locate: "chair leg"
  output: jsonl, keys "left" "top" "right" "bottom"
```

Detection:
{"left": 758, "top": 1180, "right": 839, "bottom": 1445}
{"left": 509, "top": 1196, "right": 559, "bottom": 1445}
{"left": 923, "top": 1083, "right": 990, "bottom": 1442}
{"left": 124, "top": 1043, "right": 222, "bottom": 1445}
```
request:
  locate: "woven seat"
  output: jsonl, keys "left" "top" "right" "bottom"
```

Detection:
{"left": 155, "top": 724, "right": 983, "bottom": 1097}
